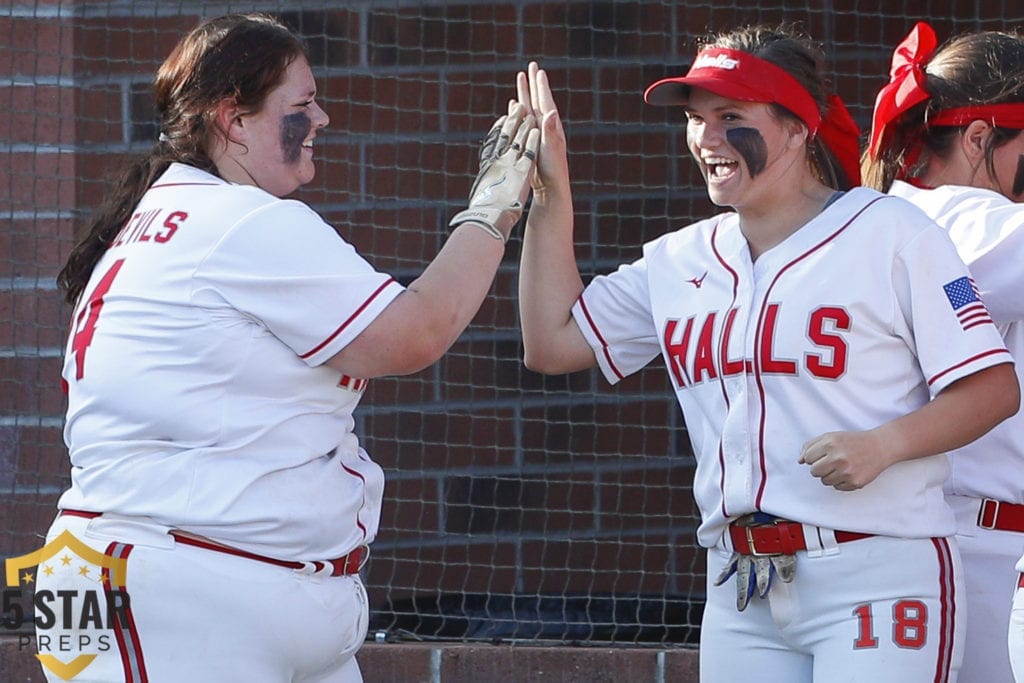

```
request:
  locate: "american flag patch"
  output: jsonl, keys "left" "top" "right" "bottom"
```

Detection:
{"left": 943, "top": 276, "right": 992, "bottom": 331}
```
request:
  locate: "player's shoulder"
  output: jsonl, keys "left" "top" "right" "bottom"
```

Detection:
{"left": 843, "top": 186, "right": 942, "bottom": 233}
{"left": 153, "top": 163, "right": 325, "bottom": 229}
{"left": 889, "top": 180, "right": 1016, "bottom": 221}
{"left": 645, "top": 213, "right": 728, "bottom": 257}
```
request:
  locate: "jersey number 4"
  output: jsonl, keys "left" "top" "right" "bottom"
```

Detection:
{"left": 70, "top": 259, "right": 125, "bottom": 380}
{"left": 853, "top": 601, "right": 928, "bottom": 650}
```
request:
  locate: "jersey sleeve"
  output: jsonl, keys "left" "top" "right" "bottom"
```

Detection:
{"left": 571, "top": 252, "right": 661, "bottom": 384}
{"left": 944, "top": 194, "right": 1024, "bottom": 325}
{"left": 892, "top": 215, "right": 1012, "bottom": 395}
{"left": 194, "top": 199, "right": 405, "bottom": 366}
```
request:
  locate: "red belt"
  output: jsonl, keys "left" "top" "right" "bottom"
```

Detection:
{"left": 1018, "top": 574, "right": 1024, "bottom": 589}
{"left": 977, "top": 498, "right": 1024, "bottom": 532}
{"left": 60, "top": 509, "right": 365, "bottom": 577}
{"left": 729, "top": 518, "right": 873, "bottom": 556}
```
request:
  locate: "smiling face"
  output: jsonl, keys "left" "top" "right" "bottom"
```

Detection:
{"left": 224, "top": 56, "right": 330, "bottom": 197}
{"left": 684, "top": 87, "right": 808, "bottom": 212}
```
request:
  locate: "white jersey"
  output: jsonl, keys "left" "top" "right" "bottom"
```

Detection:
{"left": 890, "top": 180, "right": 1024, "bottom": 505}
{"left": 60, "top": 163, "right": 405, "bottom": 560}
{"left": 572, "top": 187, "right": 1011, "bottom": 548}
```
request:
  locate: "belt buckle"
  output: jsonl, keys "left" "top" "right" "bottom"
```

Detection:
{"left": 745, "top": 525, "right": 773, "bottom": 556}
{"left": 978, "top": 498, "right": 1000, "bottom": 530}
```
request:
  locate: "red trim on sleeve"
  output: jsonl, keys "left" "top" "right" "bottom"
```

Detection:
{"left": 300, "top": 278, "right": 397, "bottom": 359}
{"left": 576, "top": 295, "right": 625, "bottom": 381}
{"left": 927, "top": 348, "right": 1012, "bottom": 387}
{"left": 149, "top": 182, "right": 221, "bottom": 189}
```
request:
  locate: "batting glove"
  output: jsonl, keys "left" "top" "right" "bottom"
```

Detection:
{"left": 449, "top": 103, "right": 539, "bottom": 243}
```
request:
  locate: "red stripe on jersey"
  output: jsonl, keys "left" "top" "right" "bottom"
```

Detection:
{"left": 710, "top": 219, "right": 741, "bottom": 518}
{"left": 301, "top": 278, "right": 397, "bottom": 359}
{"left": 340, "top": 463, "right": 369, "bottom": 541}
{"left": 927, "top": 348, "right": 1012, "bottom": 387}
{"left": 576, "top": 295, "right": 625, "bottom": 381}
{"left": 752, "top": 197, "right": 886, "bottom": 508}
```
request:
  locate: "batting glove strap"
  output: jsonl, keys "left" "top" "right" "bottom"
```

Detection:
{"left": 449, "top": 207, "right": 519, "bottom": 243}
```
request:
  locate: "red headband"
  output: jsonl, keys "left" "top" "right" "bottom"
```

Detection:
{"left": 645, "top": 47, "right": 861, "bottom": 186}
{"left": 929, "top": 104, "right": 1024, "bottom": 129}
{"left": 819, "top": 94, "right": 862, "bottom": 187}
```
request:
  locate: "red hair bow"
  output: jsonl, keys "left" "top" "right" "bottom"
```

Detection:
{"left": 866, "top": 22, "right": 938, "bottom": 159}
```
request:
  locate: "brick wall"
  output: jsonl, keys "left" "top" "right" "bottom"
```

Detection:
{"left": 3, "top": 1, "right": 1023, "bottom": 679}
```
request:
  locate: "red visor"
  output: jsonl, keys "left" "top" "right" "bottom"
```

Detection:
{"left": 645, "top": 47, "right": 861, "bottom": 186}
{"left": 644, "top": 47, "right": 822, "bottom": 133}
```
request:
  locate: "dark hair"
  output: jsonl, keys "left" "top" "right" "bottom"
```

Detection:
{"left": 862, "top": 29, "right": 1024, "bottom": 192}
{"left": 58, "top": 13, "right": 308, "bottom": 304}
{"left": 703, "top": 24, "right": 850, "bottom": 189}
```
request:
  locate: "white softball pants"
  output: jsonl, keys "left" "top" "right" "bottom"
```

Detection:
{"left": 700, "top": 533, "right": 964, "bottom": 683}
{"left": 33, "top": 513, "right": 368, "bottom": 683}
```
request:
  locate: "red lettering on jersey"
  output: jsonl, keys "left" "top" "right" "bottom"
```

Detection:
{"left": 806, "top": 306, "right": 850, "bottom": 379}
{"left": 693, "top": 312, "right": 719, "bottom": 383}
{"left": 136, "top": 209, "right": 161, "bottom": 242}
{"left": 157, "top": 211, "right": 186, "bottom": 243}
{"left": 112, "top": 213, "right": 140, "bottom": 247}
{"left": 664, "top": 317, "right": 695, "bottom": 388}
{"left": 71, "top": 259, "right": 125, "bottom": 380}
{"left": 111, "top": 209, "right": 184, "bottom": 247}
{"left": 126, "top": 211, "right": 148, "bottom": 243}
{"left": 758, "top": 303, "right": 798, "bottom": 375}
{"left": 719, "top": 307, "right": 745, "bottom": 376}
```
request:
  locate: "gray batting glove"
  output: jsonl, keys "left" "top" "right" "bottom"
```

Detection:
{"left": 449, "top": 103, "right": 539, "bottom": 243}
{"left": 714, "top": 552, "right": 797, "bottom": 611}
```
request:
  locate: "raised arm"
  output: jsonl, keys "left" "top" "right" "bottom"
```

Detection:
{"left": 516, "top": 62, "right": 597, "bottom": 374}
{"left": 801, "top": 362, "right": 1020, "bottom": 490}
{"left": 326, "top": 102, "right": 539, "bottom": 379}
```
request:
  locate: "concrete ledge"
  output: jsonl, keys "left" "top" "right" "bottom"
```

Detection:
{"left": 2, "top": 636, "right": 699, "bottom": 682}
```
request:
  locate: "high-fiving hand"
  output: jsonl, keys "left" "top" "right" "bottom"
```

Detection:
{"left": 516, "top": 62, "right": 569, "bottom": 199}
{"left": 449, "top": 101, "right": 539, "bottom": 243}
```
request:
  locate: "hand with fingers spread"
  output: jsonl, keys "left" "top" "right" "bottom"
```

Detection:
{"left": 450, "top": 101, "right": 539, "bottom": 243}
{"left": 515, "top": 60, "right": 595, "bottom": 375}
{"left": 799, "top": 430, "right": 894, "bottom": 491}
{"left": 516, "top": 62, "right": 570, "bottom": 201}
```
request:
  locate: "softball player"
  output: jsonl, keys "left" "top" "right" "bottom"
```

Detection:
{"left": 863, "top": 23, "right": 1024, "bottom": 683}
{"left": 39, "top": 13, "right": 537, "bottom": 683}
{"left": 516, "top": 24, "right": 1018, "bottom": 683}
